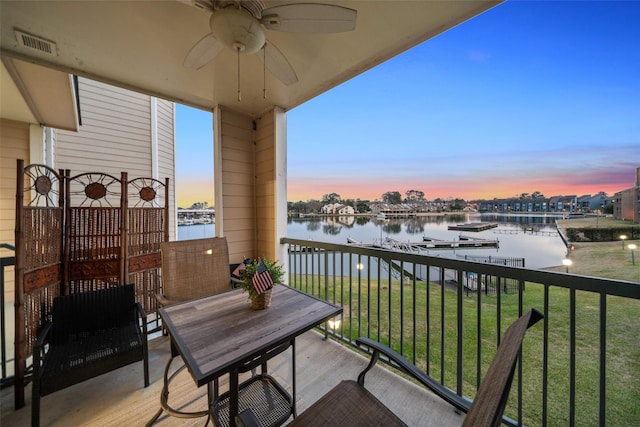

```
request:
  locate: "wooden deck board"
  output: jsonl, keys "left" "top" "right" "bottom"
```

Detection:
{"left": 2, "top": 330, "right": 463, "bottom": 426}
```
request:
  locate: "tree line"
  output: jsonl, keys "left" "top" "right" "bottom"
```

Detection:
{"left": 287, "top": 189, "right": 612, "bottom": 215}
{"left": 288, "top": 189, "right": 470, "bottom": 214}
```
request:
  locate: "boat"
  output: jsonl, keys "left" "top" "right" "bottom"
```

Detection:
{"left": 177, "top": 218, "right": 194, "bottom": 226}
{"left": 376, "top": 212, "right": 387, "bottom": 221}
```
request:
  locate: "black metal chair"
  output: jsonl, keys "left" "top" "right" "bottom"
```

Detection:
{"left": 31, "top": 284, "right": 148, "bottom": 427}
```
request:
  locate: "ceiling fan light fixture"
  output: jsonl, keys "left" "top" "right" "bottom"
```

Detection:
{"left": 210, "top": 8, "right": 265, "bottom": 55}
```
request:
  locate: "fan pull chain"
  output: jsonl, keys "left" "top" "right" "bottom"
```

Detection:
{"left": 236, "top": 47, "right": 241, "bottom": 102}
{"left": 263, "top": 45, "right": 267, "bottom": 99}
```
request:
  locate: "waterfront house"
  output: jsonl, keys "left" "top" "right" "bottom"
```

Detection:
{"left": 371, "top": 202, "right": 414, "bottom": 217}
{"left": 334, "top": 204, "right": 354, "bottom": 216}
{"left": 577, "top": 194, "right": 592, "bottom": 211}
{"left": 321, "top": 203, "right": 355, "bottom": 216}
{"left": 477, "top": 195, "right": 578, "bottom": 214}
{"left": 1, "top": 1, "right": 638, "bottom": 426}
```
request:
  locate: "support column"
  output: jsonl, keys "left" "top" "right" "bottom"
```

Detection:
{"left": 254, "top": 107, "right": 287, "bottom": 263}
{"left": 213, "top": 105, "right": 287, "bottom": 267}
{"left": 213, "top": 105, "right": 255, "bottom": 262}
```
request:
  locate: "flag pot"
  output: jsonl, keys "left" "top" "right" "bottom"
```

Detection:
{"left": 250, "top": 288, "right": 273, "bottom": 310}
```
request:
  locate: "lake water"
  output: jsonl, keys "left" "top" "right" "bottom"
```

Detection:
{"left": 178, "top": 213, "right": 568, "bottom": 269}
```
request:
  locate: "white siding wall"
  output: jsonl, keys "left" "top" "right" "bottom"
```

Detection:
{"left": 54, "top": 78, "right": 176, "bottom": 240}
{"left": 156, "top": 99, "right": 176, "bottom": 239}
{"left": 54, "top": 78, "right": 152, "bottom": 177}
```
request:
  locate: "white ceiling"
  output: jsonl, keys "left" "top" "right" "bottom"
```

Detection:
{"left": 0, "top": 0, "right": 501, "bottom": 119}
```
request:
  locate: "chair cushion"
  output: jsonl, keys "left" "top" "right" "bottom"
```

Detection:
{"left": 40, "top": 324, "right": 144, "bottom": 395}
{"left": 289, "top": 380, "right": 407, "bottom": 427}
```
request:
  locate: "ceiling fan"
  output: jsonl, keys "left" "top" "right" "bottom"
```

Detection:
{"left": 179, "top": 0, "right": 357, "bottom": 97}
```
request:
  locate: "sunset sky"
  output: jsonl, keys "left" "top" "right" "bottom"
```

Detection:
{"left": 176, "top": 1, "right": 639, "bottom": 208}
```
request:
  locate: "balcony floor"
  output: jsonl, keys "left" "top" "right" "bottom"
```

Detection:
{"left": 1, "top": 330, "right": 463, "bottom": 426}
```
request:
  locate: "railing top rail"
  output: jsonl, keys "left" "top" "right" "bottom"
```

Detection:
{"left": 281, "top": 237, "right": 640, "bottom": 299}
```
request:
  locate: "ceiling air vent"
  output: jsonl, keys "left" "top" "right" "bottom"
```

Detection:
{"left": 15, "top": 30, "right": 57, "bottom": 56}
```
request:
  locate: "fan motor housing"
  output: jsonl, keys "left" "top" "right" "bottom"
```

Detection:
{"left": 210, "top": 8, "right": 265, "bottom": 54}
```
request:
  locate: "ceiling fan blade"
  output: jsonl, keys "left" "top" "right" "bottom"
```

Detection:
{"left": 261, "top": 3, "right": 357, "bottom": 33}
{"left": 175, "top": 0, "right": 214, "bottom": 13}
{"left": 257, "top": 40, "right": 298, "bottom": 86}
{"left": 183, "top": 34, "right": 224, "bottom": 69}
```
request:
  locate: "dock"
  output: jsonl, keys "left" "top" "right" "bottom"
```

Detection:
{"left": 447, "top": 222, "right": 498, "bottom": 232}
{"left": 420, "top": 235, "right": 498, "bottom": 249}
{"left": 492, "top": 228, "right": 558, "bottom": 237}
{"left": 348, "top": 236, "right": 499, "bottom": 251}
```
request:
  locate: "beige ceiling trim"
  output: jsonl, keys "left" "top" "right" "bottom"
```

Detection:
{"left": 1, "top": 58, "right": 35, "bottom": 123}
{"left": 2, "top": 56, "right": 43, "bottom": 123}
{"left": 1, "top": 55, "right": 78, "bottom": 131}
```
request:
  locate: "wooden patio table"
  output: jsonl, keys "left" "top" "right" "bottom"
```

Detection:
{"left": 155, "top": 285, "right": 342, "bottom": 427}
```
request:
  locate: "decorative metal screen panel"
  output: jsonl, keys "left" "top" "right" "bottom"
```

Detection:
{"left": 126, "top": 177, "right": 169, "bottom": 313}
{"left": 65, "top": 172, "right": 124, "bottom": 294}
{"left": 14, "top": 161, "right": 64, "bottom": 409}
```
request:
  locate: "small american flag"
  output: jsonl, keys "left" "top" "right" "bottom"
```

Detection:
{"left": 252, "top": 260, "right": 274, "bottom": 295}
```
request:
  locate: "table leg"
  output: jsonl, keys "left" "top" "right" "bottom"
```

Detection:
{"left": 292, "top": 338, "right": 297, "bottom": 418}
{"left": 229, "top": 368, "right": 240, "bottom": 426}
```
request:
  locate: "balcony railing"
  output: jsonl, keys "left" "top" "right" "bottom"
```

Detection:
{"left": 281, "top": 237, "right": 640, "bottom": 427}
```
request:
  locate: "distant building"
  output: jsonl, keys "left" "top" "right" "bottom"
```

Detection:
{"left": 335, "top": 204, "right": 355, "bottom": 215}
{"left": 476, "top": 195, "right": 578, "bottom": 213}
{"left": 577, "top": 195, "right": 592, "bottom": 210}
{"left": 370, "top": 203, "right": 414, "bottom": 217}
{"left": 613, "top": 167, "right": 640, "bottom": 222}
{"left": 321, "top": 203, "right": 355, "bottom": 215}
{"left": 320, "top": 204, "right": 333, "bottom": 214}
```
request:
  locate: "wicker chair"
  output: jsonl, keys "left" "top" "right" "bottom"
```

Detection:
{"left": 245, "top": 308, "right": 543, "bottom": 427}
{"left": 32, "top": 284, "right": 149, "bottom": 427}
{"left": 156, "top": 237, "right": 235, "bottom": 306}
{"left": 148, "top": 237, "right": 236, "bottom": 425}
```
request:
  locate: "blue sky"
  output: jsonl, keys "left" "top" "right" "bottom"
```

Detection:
{"left": 176, "top": 1, "right": 640, "bottom": 207}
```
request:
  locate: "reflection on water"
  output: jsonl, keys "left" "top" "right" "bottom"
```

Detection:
{"left": 287, "top": 213, "right": 568, "bottom": 269}
{"left": 178, "top": 223, "right": 215, "bottom": 241}
{"left": 177, "top": 213, "right": 568, "bottom": 269}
